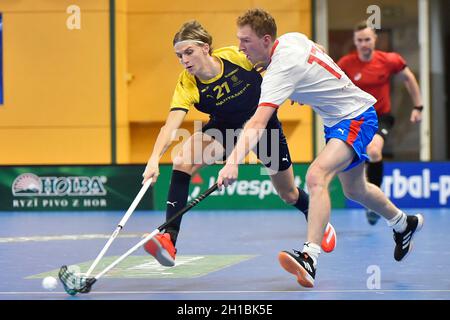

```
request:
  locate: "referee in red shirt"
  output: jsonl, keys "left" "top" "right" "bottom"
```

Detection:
{"left": 338, "top": 21, "right": 423, "bottom": 225}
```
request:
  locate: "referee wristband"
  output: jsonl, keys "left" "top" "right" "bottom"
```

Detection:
{"left": 413, "top": 106, "right": 423, "bottom": 111}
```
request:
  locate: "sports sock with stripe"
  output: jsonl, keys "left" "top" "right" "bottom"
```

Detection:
{"left": 302, "top": 242, "right": 321, "bottom": 267}
{"left": 387, "top": 210, "right": 407, "bottom": 233}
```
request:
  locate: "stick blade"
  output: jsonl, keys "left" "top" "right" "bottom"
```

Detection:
{"left": 58, "top": 265, "right": 79, "bottom": 296}
{"left": 58, "top": 265, "right": 94, "bottom": 295}
{"left": 79, "top": 278, "right": 96, "bottom": 293}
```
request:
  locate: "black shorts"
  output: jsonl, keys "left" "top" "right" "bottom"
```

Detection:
{"left": 377, "top": 113, "right": 395, "bottom": 140}
{"left": 201, "top": 116, "right": 292, "bottom": 172}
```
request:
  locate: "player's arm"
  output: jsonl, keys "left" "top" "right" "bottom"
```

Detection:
{"left": 397, "top": 66, "right": 423, "bottom": 123}
{"left": 142, "top": 110, "right": 187, "bottom": 185}
{"left": 218, "top": 50, "right": 295, "bottom": 187}
{"left": 217, "top": 106, "right": 276, "bottom": 187}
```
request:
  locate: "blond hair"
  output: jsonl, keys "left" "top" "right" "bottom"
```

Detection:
{"left": 173, "top": 20, "right": 213, "bottom": 54}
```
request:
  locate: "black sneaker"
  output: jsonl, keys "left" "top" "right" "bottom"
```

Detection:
{"left": 366, "top": 209, "right": 380, "bottom": 225}
{"left": 393, "top": 214, "right": 424, "bottom": 261}
{"left": 278, "top": 250, "right": 315, "bottom": 288}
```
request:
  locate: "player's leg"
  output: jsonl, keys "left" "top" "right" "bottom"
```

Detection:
{"left": 269, "top": 167, "right": 335, "bottom": 253}
{"left": 259, "top": 120, "right": 338, "bottom": 253}
{"left": 279, "top": 107, "right": 378, "bottom": 287}
{"left": 164, "top": 132, "right": 223, "bottom": 242}
{"left": 269, "top": 167, "right": 307, "bottom": 216}
{"left": 366, "top": 134, "right": 384, "bottom": 179}
{"left": 252, "top": 119, "right": 330, "bottom": 249}
{"left": 305, "top": 139, "right": 354, "bottom": 247}
{"left": 340, "top": 162, "right": 397, "bottom": 219}
{"left": 255, "top": 120, "right": 309, "bottom": 218}
{"left": 365, "top": 134, "right": 384, "bottom": 224}
{"left": 278, "top": 137, "right": 354, "bottom": 287}
{"left": 339, "top": 162, "right": 424, "bottom": 261}
{"left": 144, "top": 129, "right": 225, "bottom": 266}
{"left": 269, "top": 166, "right": 337, "bottom": 253}
{"left": 365, "top": 114, "right": 394, "bottom": 225}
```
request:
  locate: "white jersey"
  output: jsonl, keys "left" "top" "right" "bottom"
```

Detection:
{"left": 259, "top": 33, "right": 377, "bottom": 127}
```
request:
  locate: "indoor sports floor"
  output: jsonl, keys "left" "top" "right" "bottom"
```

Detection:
{"left": 0, "top": 208, "right": 449, "bottom": 300}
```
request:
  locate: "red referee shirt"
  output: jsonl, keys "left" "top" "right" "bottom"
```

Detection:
{"left": 337, "top": 50, "right": 407, "bottom": 115}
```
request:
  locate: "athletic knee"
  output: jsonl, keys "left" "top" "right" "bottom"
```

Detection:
{"left": 367, "top": 145, "right": 382, "bottom": 162}
{"left": 306, "top": 166, "right": 327, "bottom": 193}
{"left": 172, "top": 158, "right": 195, "bottom": 175}
{"left": 277, "top": 187, "right": 298, "bottom": 205}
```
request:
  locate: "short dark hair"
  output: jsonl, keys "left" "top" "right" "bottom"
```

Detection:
{"left": 237, "top": 8, "right": 277, "bottom": 39}
{"left": 353, "top": 20, "right": 376, "bottom": 33}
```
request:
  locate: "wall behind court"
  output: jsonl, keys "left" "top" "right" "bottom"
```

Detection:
{"left": 0, "top": 1, "right": 313, "bottom": 165}
{"left": 122, "top": 0, "right": 314, "bottom": 164}
{"left": 0, "top": 1, "right": 111, "bottom": 165}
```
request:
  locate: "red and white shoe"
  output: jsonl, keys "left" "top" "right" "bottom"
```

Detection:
{"left": 143, "top": 233, "right": 177, "bottom": 267}
{"left": 321, "top": 223, "right": 337, "bottom": 253}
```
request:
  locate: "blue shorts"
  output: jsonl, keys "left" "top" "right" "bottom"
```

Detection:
{"left": 324, "top": 106, "right": 378, "bottom": 172}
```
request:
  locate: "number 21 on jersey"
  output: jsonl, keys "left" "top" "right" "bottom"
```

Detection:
{"left": 213, "top": 81, "right": 231, "bottom": 99}
{"left": 307, "top": 45, "right": 342, "bottom": 79}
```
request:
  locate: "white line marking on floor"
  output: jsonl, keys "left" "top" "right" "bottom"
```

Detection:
{"left": 0, "top": 233, "right": 142, "bottom": 243}
{"left": 0, "top": 289, "right": 449, "bottom": 295}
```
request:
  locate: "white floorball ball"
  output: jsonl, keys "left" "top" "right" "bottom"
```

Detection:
{"left": 42, "top": 276, "right": 58, "bottom": 291}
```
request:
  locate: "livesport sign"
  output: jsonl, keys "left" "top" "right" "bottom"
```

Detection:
{"left": 153, "top": 164, "right": 346, "bottom": 210}
{"left": 346, "top": 162, "right": 450, "bottom": 208}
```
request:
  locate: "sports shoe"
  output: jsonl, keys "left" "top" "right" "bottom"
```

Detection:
{"left": 393, "top": 214, "right": 424, "bottom": 262}
{"left": 366, "top": 209, "right": 380, "bottom": 225}
{"left": 278, "top": 250, "right": 316, "bottom": 288}
{"left": 143, "top": 233, "right": 177, "bottom": 267}
{"left": 321, "top": 222, "right": 337, "bottom": 253}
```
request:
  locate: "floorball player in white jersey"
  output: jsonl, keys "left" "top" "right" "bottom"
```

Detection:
{"left": 217, "top": 8, "right": 424, "bottom": 288}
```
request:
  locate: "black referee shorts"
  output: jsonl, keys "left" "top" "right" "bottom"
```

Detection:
{"left": 376, "top": 113, "right": 395, "bottom": 140}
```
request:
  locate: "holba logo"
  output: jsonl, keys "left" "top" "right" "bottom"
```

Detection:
{"left": 12, "top": 173, "right": 107, "bottom": 197}
{"left": 12, "top": 173, "right": 41, "bottom": 195}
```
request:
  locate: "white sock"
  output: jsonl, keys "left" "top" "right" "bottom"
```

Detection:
{"left": 387, "top": 210, "right": 407, "bottom": 233}
{"left": 302, "top": 242, "right": 321, "bottom": 267}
